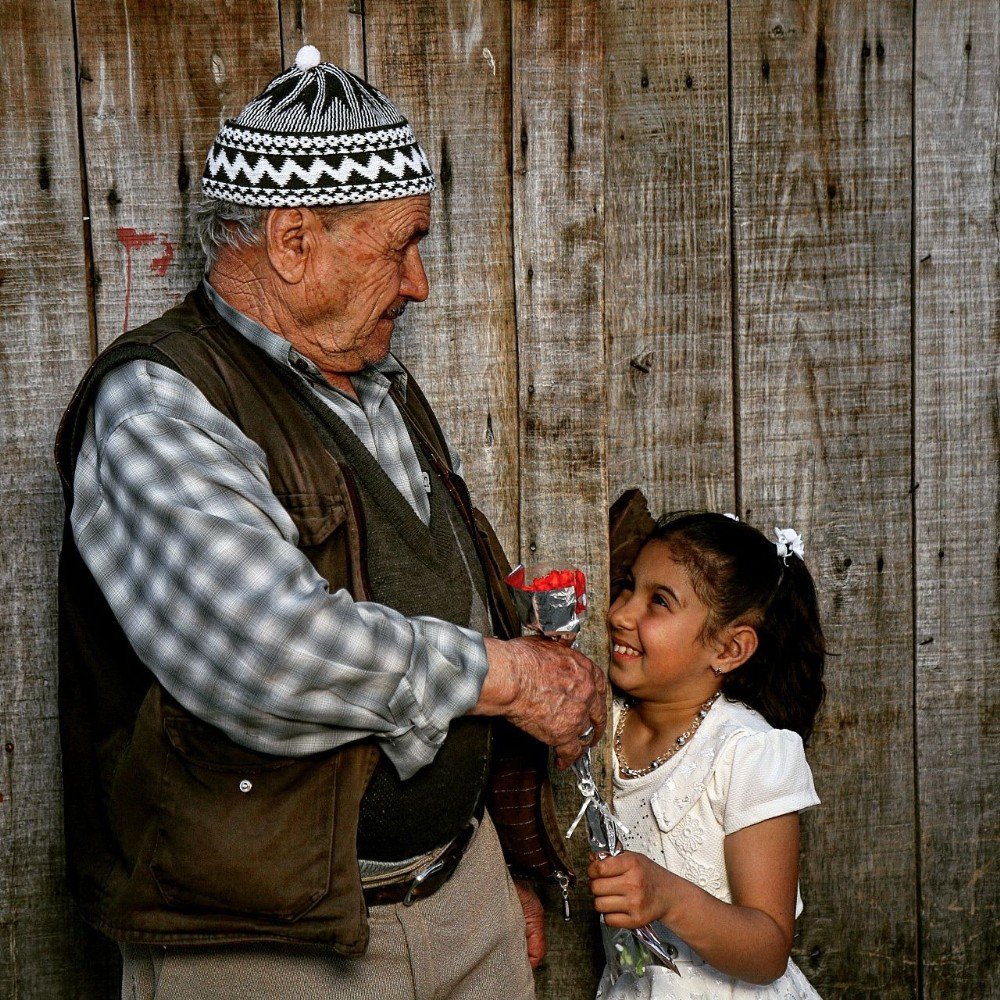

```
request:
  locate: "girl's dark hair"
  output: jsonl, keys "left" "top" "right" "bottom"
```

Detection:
{"left": 647, "top": 512, "right": 826, "bottom": 743}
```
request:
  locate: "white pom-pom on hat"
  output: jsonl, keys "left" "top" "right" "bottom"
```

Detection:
{"left": 295, "top": 45, "right": 322, "bottom": 71}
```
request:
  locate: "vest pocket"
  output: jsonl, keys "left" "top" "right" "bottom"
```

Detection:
{"left": 277, "top": 492, "right": 354, "bottom": 593}
{"left": 150, "top": 714, "right": 338, "bottom": 922}
{"left": 277, "top": 492, "right": 347, "bottom": 546}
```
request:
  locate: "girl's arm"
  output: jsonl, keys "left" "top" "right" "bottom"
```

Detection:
{"left": 588, "top": 812, "right": 800, "bottom": 985}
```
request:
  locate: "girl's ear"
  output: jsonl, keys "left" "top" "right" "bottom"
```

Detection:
{"left": 710, "top": 624, "right": 758, "bottom": 675}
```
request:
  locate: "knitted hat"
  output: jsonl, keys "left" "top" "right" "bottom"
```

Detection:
{"left": 202, "top": 46, "right": 435, "bottom": 207}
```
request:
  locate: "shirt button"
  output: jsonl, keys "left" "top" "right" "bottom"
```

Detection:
{"left": 239, "top": 780, "right": 253, "bottom": 793}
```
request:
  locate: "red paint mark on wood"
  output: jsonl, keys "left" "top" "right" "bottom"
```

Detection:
{"left": 150, "top": 236, "right": 176, "bottom": 276}
{"left": 116, "top": 227, "right": 158, "bottom": 252}
{"left": 116, "top": 228, "right": 175, "bottom": 331}
{"left": 117, "top": 227, "right": 156, "bottom": 332}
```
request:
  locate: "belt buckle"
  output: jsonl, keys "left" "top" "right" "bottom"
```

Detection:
{"left": 402, "top": 856, "right": 448, "bottom": 907}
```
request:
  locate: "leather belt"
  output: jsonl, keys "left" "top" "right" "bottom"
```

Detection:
{"left": 362, "top": 821, "right": 477, "bottom": 908}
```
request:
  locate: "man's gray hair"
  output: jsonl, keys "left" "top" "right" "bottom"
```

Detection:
{"left": 191, "top": 198, "right": 368, "bottom": 271}
{"left": 191, "top": 198, "right": 267, "bottom": 271}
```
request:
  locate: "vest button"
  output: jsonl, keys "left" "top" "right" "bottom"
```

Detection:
{"left": 239, "top": 779, "right": 253, "bottom": 793}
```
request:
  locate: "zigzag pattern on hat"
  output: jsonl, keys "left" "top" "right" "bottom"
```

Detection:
{"left": 201, "top": 49, "right": 435, "bottom": 207}
{"left": 204, "top": 146, "right": 433, "bottom": 188}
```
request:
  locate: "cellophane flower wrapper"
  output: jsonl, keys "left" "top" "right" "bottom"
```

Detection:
{"left": 572, "top": 758, "right": 681, "bottom": 988}
{"left": 505, "top": 565, "right": 587, "bottom": 640}
{"left": 597, "top": 929, "right": 655, "bottom": 996}
{"left": 506, "top": 564, "right": 678, "bottom": 987}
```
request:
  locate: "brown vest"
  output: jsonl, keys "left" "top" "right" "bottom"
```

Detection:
{"left": 54, "top": 287, "right": 572, "bottom": 954}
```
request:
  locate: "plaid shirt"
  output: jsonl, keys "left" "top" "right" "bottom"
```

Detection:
{"left": 70, "top": 283, "right": 488, "bottom": 780}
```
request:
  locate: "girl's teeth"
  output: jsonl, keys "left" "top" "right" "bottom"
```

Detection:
{"left": 613, "top": 643, "right": 639, "bottom": 656}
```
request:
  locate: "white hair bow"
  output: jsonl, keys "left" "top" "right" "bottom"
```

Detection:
{"left": 774, "top": 526, "right": 805, "bottom": 563}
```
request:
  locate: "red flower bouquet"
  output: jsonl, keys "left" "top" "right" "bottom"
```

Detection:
{"left": 505, "top": 567, "right": 680, "bottom": 986}
{"left": 505, "top": 565, "right": 587, "bottom": 641}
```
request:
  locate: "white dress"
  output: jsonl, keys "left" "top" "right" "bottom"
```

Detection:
{"left": 597, "top": 696, "right": 822, "bottom": 1000}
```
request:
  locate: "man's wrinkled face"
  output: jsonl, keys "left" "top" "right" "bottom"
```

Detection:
{"left": 302, "top": 194, "right": 431, "bottom": 373}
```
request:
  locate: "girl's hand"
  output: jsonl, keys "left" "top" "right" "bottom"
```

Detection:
{"left": 587, "top": 851, "right": 682, "bottom": 928}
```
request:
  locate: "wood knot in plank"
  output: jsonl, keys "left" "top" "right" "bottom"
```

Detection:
{"left": 38, "top": 150, "right": 50, "bottom": 191}
{"left": 211, "top": 53, "right": 226, "bottom": 88}
{"left": 629, "top": 352, "right": 653, "bottom": 373}
{"left": 439, "top": 135, "right": 453, "bottom": 190}
{"left": 177, "top": 142, "right": 190, "bottom": 193}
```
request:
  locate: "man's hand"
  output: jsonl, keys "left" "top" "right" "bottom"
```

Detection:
{"left": 474, "top": 636, "right": 607, "bottom": 768}
{"left": 513, "top": 879, "right": 546, "bottom": 969}
{"left": 588, "top": 851, "right": 681, "bottom": 929}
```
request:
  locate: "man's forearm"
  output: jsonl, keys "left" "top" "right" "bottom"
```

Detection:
{"left": 72, "top": 361, "right": 490, "bottom": 779}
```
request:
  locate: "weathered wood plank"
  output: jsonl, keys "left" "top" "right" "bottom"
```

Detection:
{"left": 512, "top": 3, "right": 607, "bottom": 997}
{"left": 364, "top": 2, "right": 519, "bottom": 555}
{"left": 0, "top": 2, "right": 116, "bottom": 997}
{"left": 914, "top": 5, "right": 1000, "bottom": 997}
{"left": 731, "top": 1, "right": 915, "bottom": 996}
{"left": 76, "top": 0, "right": 282, "bottom": 348}
{"left": 604, "top": 0, "right": 735, "bottom": 514}
{"left": 279, "top": 0, "right": 364, "bottom": 76}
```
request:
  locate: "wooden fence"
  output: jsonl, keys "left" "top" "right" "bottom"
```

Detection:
{"left": 2, "top": 1, "right": 996, "bottom": 997}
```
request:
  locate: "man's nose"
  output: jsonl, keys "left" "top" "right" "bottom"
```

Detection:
{"left": 401, "top": 245, "right": 429, "bottom": 302}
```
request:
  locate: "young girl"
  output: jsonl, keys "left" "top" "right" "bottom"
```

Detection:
{"left": 591, "top": 511, "right": 826, "bottom": 999}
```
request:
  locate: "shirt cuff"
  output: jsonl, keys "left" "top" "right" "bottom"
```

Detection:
{"left": 379, "top": 624, "right": 489, "bottom": 780}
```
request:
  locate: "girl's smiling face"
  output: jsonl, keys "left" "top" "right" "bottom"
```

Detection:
{"left": 607, "top": 540, "right": 724, "bottom": 704}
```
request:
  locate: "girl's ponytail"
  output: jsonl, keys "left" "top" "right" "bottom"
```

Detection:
{"left": 721, "top": 552, "right": 826, "bottom": 744}
{"left": 650, "top": 512, "right": 827, "bottom": 744}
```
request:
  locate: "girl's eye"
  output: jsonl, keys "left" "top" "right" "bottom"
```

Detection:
{"left": 611, "top": 576, "right": 633, "bottom": 593}
{"left": 652, "top": 593, "right": 671, "bottom": 609}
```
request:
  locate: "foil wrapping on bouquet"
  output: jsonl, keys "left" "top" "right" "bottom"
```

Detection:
{"left": 569, "top": 753, "right": 681, "bottom": 988}
{"left": 505, "top": 566, "right": 587, "bottom": 639}
{"left": 506, "top": 563, "right": 680, "bottom": 987}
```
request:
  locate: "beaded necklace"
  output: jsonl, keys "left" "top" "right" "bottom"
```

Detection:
{"left": 614, "top": 690, "right": 722, "bottom": 779}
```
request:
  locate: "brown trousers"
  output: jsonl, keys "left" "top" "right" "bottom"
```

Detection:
{"left": 120, "top": 813, "right": 535, "bottom": 1000}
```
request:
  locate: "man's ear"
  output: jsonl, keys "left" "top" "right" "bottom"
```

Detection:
{"left": 710, "top": 623, "right": 758, "bottom": 675}
{"left": 265, "top": 207, "right": 319, "bottom": 283}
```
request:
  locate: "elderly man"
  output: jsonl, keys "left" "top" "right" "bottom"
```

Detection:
{"left": 55, "top": 49, "right": 605, "bottom": 1000}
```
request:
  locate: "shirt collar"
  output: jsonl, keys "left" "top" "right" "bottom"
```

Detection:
{"left": 202, "top": 278, "right": 408, "bottom": 398}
